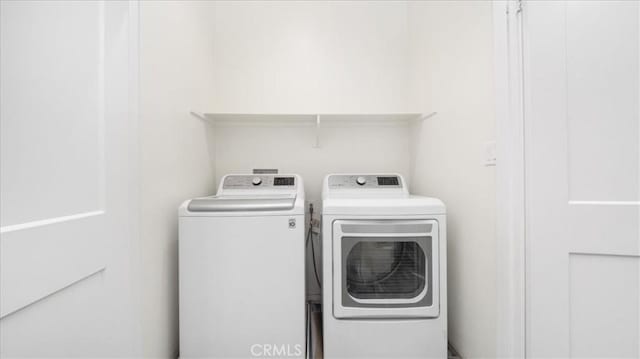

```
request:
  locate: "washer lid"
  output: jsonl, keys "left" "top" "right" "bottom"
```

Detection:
{"left": 187, "top": 195, "right": 296, "bottom": 212}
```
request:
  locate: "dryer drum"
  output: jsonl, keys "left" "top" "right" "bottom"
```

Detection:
{"left": 346, "top": 241, "right": 426, "bottom": 299}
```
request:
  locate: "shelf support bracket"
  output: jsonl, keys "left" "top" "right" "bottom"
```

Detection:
{"left": 313, "top": 115, "right": 321, "bottom": 148}
{"left": 419, "top": 111, "right": 438, "bottom": 121}
{"left": 190, "top": 111, "right": 207, "bottom": 122}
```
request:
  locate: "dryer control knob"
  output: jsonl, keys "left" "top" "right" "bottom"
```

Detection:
{"left": 252, "top": 177, "right": 262, "bottom": 186}
{"left": 356, "top": 176, "right": 367, "bottom": 186}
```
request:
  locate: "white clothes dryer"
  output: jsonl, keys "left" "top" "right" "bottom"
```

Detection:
{"left": 321, "top": 174, "right": 447, "bottom": 358}
{"left": 179, "top": 174, "right": 305, "bottom": 359}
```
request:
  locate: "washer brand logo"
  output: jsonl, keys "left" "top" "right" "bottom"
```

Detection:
{"left": 288, "top": 218, "right": 296, "bottom": 229}
{"left": 250, "top": 344, "right": 303, "bottom": 357}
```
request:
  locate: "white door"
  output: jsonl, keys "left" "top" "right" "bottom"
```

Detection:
{"left": 523, "top": 1, "right": 640, "bottom": 358}
{"left": 0, "top": 2, "right": 139, "bottom": 349}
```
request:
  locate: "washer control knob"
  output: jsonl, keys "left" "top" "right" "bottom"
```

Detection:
{"left": 356, "top": 176, "right": 367, "bottom": 186}
{"left": 252, "top": 177, "right": 262, "bottom": 186}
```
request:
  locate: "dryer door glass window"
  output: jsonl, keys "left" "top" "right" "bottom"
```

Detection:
{"left": 346, "top": 240, "right": 426, "bottom": 299}
{"left": 343, "top": 237, "right": 430, "bottom": 301}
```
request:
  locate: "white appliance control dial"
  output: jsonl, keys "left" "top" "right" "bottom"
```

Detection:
{"left": 356, "top": 176, "right": 367, "bottom": 185}
{"left": 252, "top": 177, "right": 262, "bottom": 186}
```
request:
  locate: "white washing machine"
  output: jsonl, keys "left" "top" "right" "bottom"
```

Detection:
{"left": 321, "top": 174, "right": 447, "bottom": 359}
{"left": 179, "top": 174, "right": 305, "bottom": 359}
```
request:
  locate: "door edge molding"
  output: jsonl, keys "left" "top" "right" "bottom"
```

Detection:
{"left": 493, "top": 1, "right": 527, "bottom": 358}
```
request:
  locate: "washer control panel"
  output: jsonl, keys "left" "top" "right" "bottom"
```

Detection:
{"left": 223, "top": 175, "right": 296, "bottom": 189}
{"left": 328, "top": 174, "right": 402, "bottom": 189}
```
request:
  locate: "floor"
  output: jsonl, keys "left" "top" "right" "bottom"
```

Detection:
{"left": 310, "top": 303, "right": 461, "bottom": 359}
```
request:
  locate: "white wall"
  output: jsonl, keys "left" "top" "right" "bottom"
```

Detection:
{"left": 208, "top": 1, "right": 411, "bottom": 114}
{"left": 206, "top": 0, "right": 416, "bottom": 199}
{"left": 213, "top": 124, "right": 412, "bottom": 204}
{"left": 408, "top": 2, "right": 497, "bottom": 358}
{"left": 139, "top": 2, "right": 216, "bottom": 357}
{"left": 207, "top": 0, "right": 416, "bottom": 200}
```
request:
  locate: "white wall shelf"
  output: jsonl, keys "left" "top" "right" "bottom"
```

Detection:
{"left": 189, "top": 111, "right": 437, "bottom": 148}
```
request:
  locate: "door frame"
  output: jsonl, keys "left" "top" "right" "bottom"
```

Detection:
{"left": 493, "top": 1, "right": 526, "bottom": 358}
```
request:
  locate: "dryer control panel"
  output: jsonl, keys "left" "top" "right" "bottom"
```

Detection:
{"left": 222, "top": 175, "right": 297, "bottom": 189}
{"left": 327, "top": 174, "right": 403, "bottom": 189}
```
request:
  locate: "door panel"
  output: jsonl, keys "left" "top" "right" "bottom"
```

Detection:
{"left": 569, "top": 254, "right": 639, "bottom": 358}
{"left": 524, "top": 1, "right": 640, "bottom": 358}
{"left": 0, "top": 1, "right": 108, "bottom": 318}
{"left": 566, "top": 1, "right": 639, "bottom": 202}
{"left": 0, "top": 1, "right": 104, "bottom": 226}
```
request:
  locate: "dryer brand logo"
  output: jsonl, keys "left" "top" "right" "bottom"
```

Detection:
{"left": 250, "top": 344, "right": 303, "bottom": 357}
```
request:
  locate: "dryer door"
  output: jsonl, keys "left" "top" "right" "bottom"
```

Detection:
{"left": 332, "top": 219, "right": 440, "bottom": 319}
